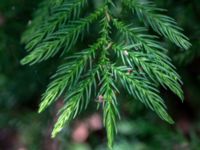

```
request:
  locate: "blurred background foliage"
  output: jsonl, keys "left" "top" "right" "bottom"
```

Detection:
{"left": 0, "top": 0, "right": 200, "bottom": 149}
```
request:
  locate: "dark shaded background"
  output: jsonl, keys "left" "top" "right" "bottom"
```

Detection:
{"left": 0, "top": 0, "right": 200, "bottom": 149}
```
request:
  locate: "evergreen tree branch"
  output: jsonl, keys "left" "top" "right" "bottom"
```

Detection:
{"left": 20, "top": 0, "right": 192, "bottom": 148}
{"left": 112, "top": 19, "right": 183, "bottom": 100}
{"left": 112, "top": 43, "right": 183, "bottom": 100}
{"left": 21, "top": 7, "right": 104, "bottom": 65}
{"left": 123, "top": 0, "right": 191, "bottom": 49}
{"left": 38, "top": 41, "right": 103, "bottom": 113}
{"left": 99, "top": 57, "right": 119, "bottom": 150}
{"left": 52, "top": 68, "right": 98, "bottom": 137}
{"left": 23, "top": 0, "right": 88, "bottom": 51}
{"left": 98, "top": 10, "right": 119, "bottom": 149}
{"left": 112, "top": 65, "right": 174, "bottom": 124}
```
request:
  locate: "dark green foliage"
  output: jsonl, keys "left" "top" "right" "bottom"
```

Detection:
{"left": 123, "top": 0, "right": 191, "bottom": 49}
{"left": 21, "top": 0, "right": 191, "bottom": 148}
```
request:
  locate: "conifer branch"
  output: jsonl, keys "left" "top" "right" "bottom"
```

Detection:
{"left": 112, "top": 19, "right": 183, "bottom": 99}
{"left": 112, "top": 66, "right": 174, "bottom": 124}
{"left": 101, "top": 78, "right": 119, "bottom": 149}
{"left": 99, "top": 58, "right": 119, "bottom": 149}
{"left": 52, "top": 68, "right": 98, "bottom": 137}
{"left": 23, "top": 0, "right": 88, "bottom": 51}
{"left": 123, "top": 0, "right": 191, "bottom": 49}
{"left": 98, "top": 49, "right": 119, "bottom": 149}
{"left": 104, "top": 101, "right": 118, "bottom": 149}
{"left": 38, "top": 47, "right": 95, "bottom": 113}
{"left": 21, "top": 0, "right": 191, "bottom": 148}
{"left": 112, "top": 43, "right": 183, "bottom": 100}
{"left": 21, "top": 7, "right": 104, "bottom": 65}
{"left": 98, "top": 7, "right": 120, "bottom": 149}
